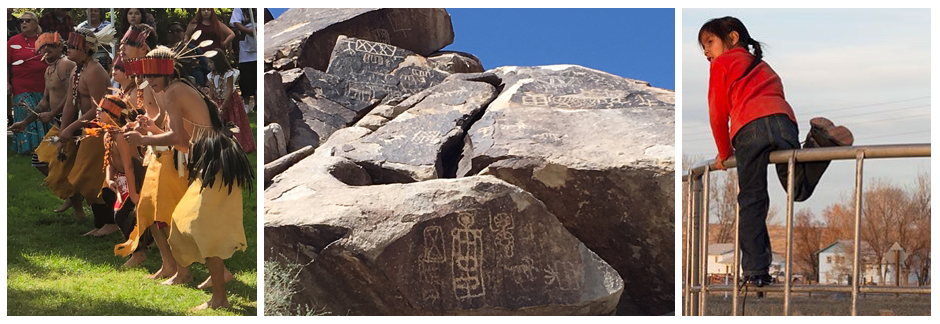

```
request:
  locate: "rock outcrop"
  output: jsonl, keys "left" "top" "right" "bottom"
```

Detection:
{"left": 263, "top": 8, "right": 674, "bottom": 316}
{"left": 265, "top": 157, "right": 623, "bottom": 315}
{"left": 459, "top": 65, "right": 675, "bottom": 315}
{"left": 265, "top": 8, "right": 454, "bottom": 71}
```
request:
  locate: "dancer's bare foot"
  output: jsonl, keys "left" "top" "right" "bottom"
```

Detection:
{"left": 197, "top": 267, "right": 233, "bottom": 289}
{"left": 82, "top": 228, "right": 99, "bottom": 236}
{"left": 73, "top": 207, "right": 86, "bottom": 221}
{"left": 193, "top": 297, "right": 231, "bottom": 311}
{"left": 162, "top": 271, "right": 193, "bottom": 285}
{"left": 123, "top": 251, "right": 147, "bottom": 268}
{"left": 93, "top": 224, "right": 120, "bottom": 237}
{"left": 54, "top": 199, "right": 72, "bottom": 213}
{"left": 145, "top": 265, "right": 176, "bottom": 280}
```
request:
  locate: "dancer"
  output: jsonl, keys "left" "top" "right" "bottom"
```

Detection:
{"left": 10, "top": 32, "right": 81, "bottom": 216}
{"left": 114, "top": 24, "right": 188, "bottom": 282}
{"left": 126, "top": 44, "right": 251, "bottom": 309}
{"left": 699, "top": 16, "right": 854, "bottom": 287}
{"left": 58, "top": 27, "right": 120, "bottom": 236}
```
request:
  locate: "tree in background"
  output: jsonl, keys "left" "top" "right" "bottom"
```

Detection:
{"left": 793, "top": 208, "right": 824, "bottom": 281}
{"left": 11, "top": 8, "right": 238, "bottom": 68}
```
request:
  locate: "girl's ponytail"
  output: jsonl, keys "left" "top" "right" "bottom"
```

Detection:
{"left": 736, "top": 38, "right": 763, "bottom": 83}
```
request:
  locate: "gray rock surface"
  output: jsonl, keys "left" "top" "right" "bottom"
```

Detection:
{"left": 428, "top": 51, "right": 485, "bottom": 74}
{"left": 265, "top": 156, "right": 623, "bottom": 315}
{"left": 264, "top": 8, "right": 454, "bottom": 71}
{"left": 337, "top": 78, "right": 497, "bottom": 183}
{"left": 263, "top": 123, "right": 288, "bottom": 164}
{"left": 286, "top": 36, "right": 452, "bottom": 151}
{"left": 459, "top": 65, "right": 675, "bottom": 315}
{"left": 263, "top": 71, "right": 294, "bottom": 145}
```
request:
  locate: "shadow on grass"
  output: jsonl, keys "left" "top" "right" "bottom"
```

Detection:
{"left": 7, "top": 285, "right": 185, "bottom": 316}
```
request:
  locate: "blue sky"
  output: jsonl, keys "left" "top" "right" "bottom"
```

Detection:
{"left": 267, "top": 8, "right": 675, "bottom": 90}
{"left": 682, "top": 9, "right": 930, "bottom": 222}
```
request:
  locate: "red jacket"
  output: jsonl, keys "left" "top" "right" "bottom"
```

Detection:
{"left": 708, "top": 47, "right": 797, "bottom": 161}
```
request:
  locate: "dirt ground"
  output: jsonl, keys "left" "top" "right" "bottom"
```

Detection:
{"left": 684, "top": 292, "right": 930, "bottom": 316}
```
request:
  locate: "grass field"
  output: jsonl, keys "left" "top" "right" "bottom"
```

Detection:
{"left": 6, "top": 112, "right": 259, "bottom": 316}
{"left": 690, "top": 292, "right": 930, "bottom": 316}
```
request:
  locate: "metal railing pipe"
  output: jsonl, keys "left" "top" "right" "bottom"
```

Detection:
{"left": 783, "top": 154, "right": 796, "bottom": 315}
{"left": 698, "top": 167, "right": 710, "bottom": 315}
{"left": 851, "top": 151, "right": 865, "bottom": 316}
{"left": 732, "top": 181, "right": 741, "bottom": 316}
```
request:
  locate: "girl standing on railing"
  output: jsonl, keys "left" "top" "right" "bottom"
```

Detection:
{"left": 699, "top": 16, "right": 854, "bottom": 288}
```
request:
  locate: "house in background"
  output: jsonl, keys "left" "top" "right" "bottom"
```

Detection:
{"left": 818, "top": 240, "right": 919, "bottom": 285}
{"left": 707, "top": 243, "right": 786, "bottom": 283}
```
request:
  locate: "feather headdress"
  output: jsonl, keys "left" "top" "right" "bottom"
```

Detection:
{"left": 34, "top": 32, "right": 62, "bottom": 53}
{"left": 67, "top": 26, "right": 115, "bottom": 55}
{"left": 135, "top": 30, "right": 217, "bottom": 77}
{"left": 121, "top": 24, "right": 152, "bottom": 48}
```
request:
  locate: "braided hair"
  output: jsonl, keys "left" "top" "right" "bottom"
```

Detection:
{"left": 698, "top": 16, "right": 763, "bottom": 83}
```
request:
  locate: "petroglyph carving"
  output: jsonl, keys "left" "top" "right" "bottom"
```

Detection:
{"left": 489, "top": 212, "right": 514, "bottom": 257}
{"left": 543, "top": 261, "right": 581, "bottom": 291}
{"left": 452, "top": 212, "right": 485, "bottom": 300}
{"left": 521, "top": 93, "right": 549, "bottom": 107}
{"left": 509, "top": 257, "right": 536, "bottom": 284}
{"left": 353, "top": 39, "right": 397, "bottom": 56}
{"left": 421, "top": 226, "right": 446, "bottom": 263}
{"left": 362, "top": 53, "right": 387, "bottom": 65}
{"left": 372, "top": 28, "right": 391, "bottom": 44}
{"left": 386, "top": 11, "right": 411, "bottom": 33}
{"left": 345, "top": 84, "right": 374, "bottom": 102}
{"left": 411, "top": 131, "right": 439, "bottom": 145}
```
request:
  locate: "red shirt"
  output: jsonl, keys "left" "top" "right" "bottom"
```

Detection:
{"left": 39, "top": 12, "right": 73, "bottom": 40}
{"left": 708, "top": 47, "right": 797, "bottom": 161}
{"left": 7, "top": 33, "right": 46, "bottom": 95}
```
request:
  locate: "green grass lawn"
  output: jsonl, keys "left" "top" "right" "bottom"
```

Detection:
{"left": 7, "top": 112, "right": 259, "bottom": 316}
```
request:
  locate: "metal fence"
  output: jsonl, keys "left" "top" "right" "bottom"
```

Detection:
{"left": 682, "top": 144, "right": 931, "bottom": 316}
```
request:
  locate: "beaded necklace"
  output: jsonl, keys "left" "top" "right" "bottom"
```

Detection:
{"left": 71, "top": 57, "right": 91, "bottom": 106}
{"left": 45, "top": 55, "right": 62, "bottom": 77}
{"left": 136, "top": 77, "right": 145, "bottom": 110}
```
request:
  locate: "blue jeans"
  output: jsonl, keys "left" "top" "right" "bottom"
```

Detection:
{"left": 733, "top": 114, "right": 830, "bottom": 275}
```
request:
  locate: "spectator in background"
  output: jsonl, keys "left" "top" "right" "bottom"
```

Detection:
{"left": 230, "top": 8, "right": 257, "bottom": 113}
{"left": 119, "top": 8, "right": 157, "bottom": 48}
{"left": 77, "top": 8, "right": 114, "bottom": 71}
{"left": 8, "top": 8, "right": 21, "bottom": 40}
{"left": 7, "top": 11, "right": 49, "bottom": 154}
{"left": 205, "top": 51, "right": 255, "bottom": 153}
{"left": 39, "top": 8, "right": 72, "bottom": 39}
{"left": 186, "top": 8, "right": 234, "bottom": 55}
{"left": 165, "top": 21, "right": 209, "bottom": 87}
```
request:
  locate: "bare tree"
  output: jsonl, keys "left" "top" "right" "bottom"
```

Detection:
{"left": 862, "top": 179, "right": 912, "bottom": 284}
{"left": 793, "top": 208, "right": 824, "bottom": 281}
{"left": 904, "top": 172, "right": 931, "bottom": 285}
{"left": 712, "top": 170, "right": 737, "bottom": 243}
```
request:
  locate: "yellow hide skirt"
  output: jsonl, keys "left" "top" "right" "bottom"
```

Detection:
{"left": 168, "top": 175, "right": 246, "bottom": 267}
{"left": 66, "top": 134, "right": 106, "bottom": 204}
{"left": 114, "top": 150, "right": 188, "bottom": 257}
{"left": 37, "top": 126, "right": 77, "bottom": 199}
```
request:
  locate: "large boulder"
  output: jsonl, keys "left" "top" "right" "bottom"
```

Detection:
{"left": 264, "top": 8, "right": 454, "bottom": 71}
{"left": 264, "top": 156, "right": 624, "bottom": 315}
{"left": 428, "top": 51, "right": 485, "bottom": 74}
{"left": 263, "top": 123, "right": 288, "bottom": 164}
{"left": 287, "top": 36, "right": 451, "bottom": 150}
{"left": 263, "top": 70, "right": 294, "bottom": 144}
{"left": 338, "top": 78, "right": 497, "bottom": 183}
{"left": 459, "top": 65, "right": 675, "bottom": 315}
